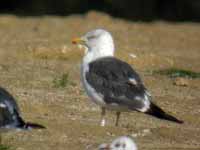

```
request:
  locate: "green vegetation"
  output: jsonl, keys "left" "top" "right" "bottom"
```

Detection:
{"left": 152, "top": 68, "right": 200, "bottom": 79}
{"left": 53, "top": 73, "right": 76, "bottom": 88}
{"left": 0, "top": 145, "right": 10, "bottom": 150}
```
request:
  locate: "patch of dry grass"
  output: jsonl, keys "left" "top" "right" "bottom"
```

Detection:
{"left": 0, "top": 14, "right": 200, "bottom": 150}
{"left": 30, "top": 45, "right": 82, "bottom": 61}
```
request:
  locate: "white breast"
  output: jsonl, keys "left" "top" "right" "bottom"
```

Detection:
{"left": 81, "top": 62, "right": 106, "bottom": 107}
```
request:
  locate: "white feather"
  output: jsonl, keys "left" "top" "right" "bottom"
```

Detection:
{"left": 0, "top": 103, "right": 6, "bottom": 108}
{"left": 138, "top": 94, "right": 150, "bottom": 112}
{"left": 129, "top": 78, "right": 137, "bottom": 85}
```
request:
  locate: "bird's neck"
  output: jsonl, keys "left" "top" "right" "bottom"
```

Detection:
{"left": 83, "top": 47, "right": 114, "bottom": 64}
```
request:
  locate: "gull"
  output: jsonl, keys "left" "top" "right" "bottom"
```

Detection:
{"left": 0, "top": 87, "right": 45, "bottom": 131}
{"left": 98, "top": 136, "right": 137, "bottom": 150}
{"left": 72, "top": 29, "right": 183, "bottom": 126}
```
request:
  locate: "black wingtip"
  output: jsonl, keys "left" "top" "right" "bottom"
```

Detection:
{"left": 146, "top": 102, "right": 183, "bottom": 124}
{"left": 24, "top": 122, "right": 46, "bottom": 129}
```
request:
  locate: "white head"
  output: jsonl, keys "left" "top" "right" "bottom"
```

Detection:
{"left": 72, "top": 29, "right": 115, "bottom": 63}
{"left": 98, "top": 136, "right": 138, "bottom": 150}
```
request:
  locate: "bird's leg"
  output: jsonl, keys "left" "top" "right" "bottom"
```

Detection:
{"left": 100, "top": 107, "right": 106, "bottom": 126}
{"left": 115, "top": 112, "right": 121, "bottom": 126}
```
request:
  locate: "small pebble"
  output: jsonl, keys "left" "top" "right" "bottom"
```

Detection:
{"left": 129, "top": 53, "right": 137, "bottom": 59}
{"left": 173, "top": 77, "right": 189, "bottom": 86}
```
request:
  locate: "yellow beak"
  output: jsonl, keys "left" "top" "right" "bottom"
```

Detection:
{"left": 72, "top": 37, "right": 85, "bottom": 44}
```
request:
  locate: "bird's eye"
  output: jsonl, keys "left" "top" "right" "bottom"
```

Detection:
{"left": 87, "top": 35, "right": 96, "bottom": 40}
{"left": 115, "top": 143, "right": 120, "bottom": 148}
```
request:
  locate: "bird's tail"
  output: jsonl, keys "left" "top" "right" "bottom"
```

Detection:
{"left": 15, "top": 111, "right": 46, "bottom": 130}
{"left": 22, "top": 122, "right": 46, "bottom": 130}
{"left": 145, "top": 102, "right": 183, "bottom": 124}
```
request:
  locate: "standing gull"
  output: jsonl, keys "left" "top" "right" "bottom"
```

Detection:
{"left": 0, "top": 87, "right": 45, "bottom": 131}
{"left": 72, "top": 29, "right": 183, "bottom": 126}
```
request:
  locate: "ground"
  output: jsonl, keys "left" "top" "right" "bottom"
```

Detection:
{"left": 0, "top": 11, "right": 200, "bottom": 150}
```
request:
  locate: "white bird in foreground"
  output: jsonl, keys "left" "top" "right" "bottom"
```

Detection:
{"left": 0, "top": 87, "right": 45, "bottom": 131}
{"left": 98, "top": 136, "right": 137, "bottom": 150}
{"left": 72, "top": 29, "right": 183, "bottom": 126}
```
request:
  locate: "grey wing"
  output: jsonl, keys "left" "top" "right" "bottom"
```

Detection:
{"left": 86, "top": 57, "right": 151, "bottom": 111}
{"left": 0, "top": 87, "right": 20, "bottom": 127}
{"left": 0, "top": 102, "right": 15, "bottom": 127}
{"left": 0, "top": 87, "right": 19, "bottom": 113}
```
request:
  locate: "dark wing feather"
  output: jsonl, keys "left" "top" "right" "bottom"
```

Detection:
{"left": 86, "top": 57, "right": 147, "bottom": 110}
{"left": 0, "top": 104, "right": 14, "bottom": 126}
{"left": 0, "top": 87, "right": 19, "bottom": 112}
{"left": 0, "top": 87, "right": 22, "bottom": 127}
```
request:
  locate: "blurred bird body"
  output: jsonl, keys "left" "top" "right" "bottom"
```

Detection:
{"left": 99, "top": 136, "right": 137, "bottom": 150}
{"left": 0, "top": 87, "right": 45, "bottom": 131}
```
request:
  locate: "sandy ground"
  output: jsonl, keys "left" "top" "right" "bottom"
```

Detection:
{"left": 0, "top": 11, "right": 200, "bottom": 150}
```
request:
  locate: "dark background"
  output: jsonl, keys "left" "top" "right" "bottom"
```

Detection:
{"left": 1, "top": 0, "right": 200, "bottom": 21}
